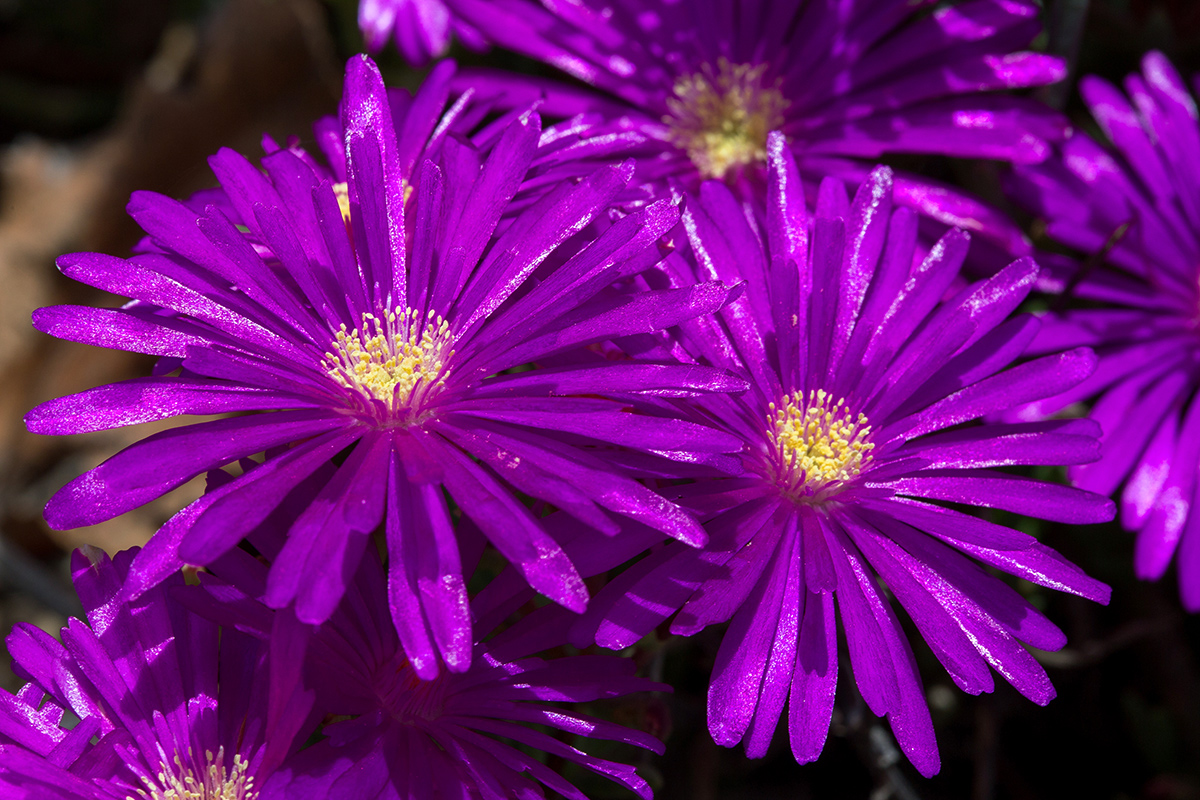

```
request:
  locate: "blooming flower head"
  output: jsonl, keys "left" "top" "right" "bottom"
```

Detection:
{"left": 1007, "top": 51, "right": 1200, "bottom": 611}
{"left": 454, "top": 0, "right": 1069, "bottom": 252}
{"left": 184, "top": 537, "right": 667, "bottom": 800}
{"left": 25, "top": 54, "right": 746, "bottom": 677}
{"left": 571, "top": 134, "right": 1114, "bottom": 775}
{"left": 0, "top": 547, "right": 317, "bottom": 799}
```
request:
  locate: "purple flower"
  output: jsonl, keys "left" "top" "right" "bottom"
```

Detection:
{"left": 1007, "top": 51, "right": 1200, "bottom": 610}
{"left": 360, "top": 0, "right": 485, "bottom": 65}
{"left": 183, "top": 535, "right": 667, "bottom": 800}
{"left": 25, "top": 55, "right": 745, "bottom": 676}
{"left": 0, "top": 547, "right": 316, "bottom": 799}
{"left": 570, "top": 135, "right": 1114, "bottom": 775}
{"left": 454, "top": 0, "right": 1068, "bottom": 253}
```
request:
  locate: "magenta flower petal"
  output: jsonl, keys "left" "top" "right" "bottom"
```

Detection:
{"left": 31, "top": 304, "right": 207, "bottom": 356}
{"left": 359, "top": 0, "right": 491, "bottom": 66}
{"left": 25, "top": 377, "right": 319, "bottom": 435}
{"left": 44, "top": 411, "right": 347, "bottom": 529}
{"left": 788, "top": 585, "right": 838, "bottom": 763}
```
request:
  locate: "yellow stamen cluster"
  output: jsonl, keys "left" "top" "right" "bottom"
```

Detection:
{"left": 332, "top": 181, "right": 352, "bottom": 226}
{"left": 131, "top": 749, "right": 255, "bottom": 800}
{"left": 323, "top": 307, "right": 455, "bottom": 415}
{"left": 664, "top": 58, "right": 789, "bottom": 180}
{"left": 331, "top": 179, "right": 414, "bottom": 227}
{"left": 768, "top": 389, "right": 874, "bottom": 501}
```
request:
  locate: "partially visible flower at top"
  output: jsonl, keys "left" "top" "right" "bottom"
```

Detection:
{"left": 453, "top": 0, "right": 1069, "bottom": 254}
{"left": 182, "top": 534, "right": 667, "bottom": 800}
{"left": 570, "top": 135, "right": 1114, "bottom": 775}
{"left": 0, "top": 546, "right": 317, "bottom": 800}
{"left": 1007, "top": 51, "right": 1200, "bottom": 611}
{"left": 176, "top": 56, "right": 654, "bottom": 245}
{"left": 25, "top": 54, "right": 746, "bottom": 677}
{"left": 360, "top": 0, "right": 486, "bottom": 65}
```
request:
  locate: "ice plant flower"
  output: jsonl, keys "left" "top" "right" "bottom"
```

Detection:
{"left": 181, "top": 539, "right": 667, "bottom": 800}
{"left": 0, "top": 547, "right": 316, "bottom": 799}
{"left": 1007, "top": 51, "right": 1200, "bottom": 610}
{"left": 453, "top": 0, "right": 1069, "bottom": 253}
{"left": 25, "top": 55, "right": 745, "bottom": 676}
{"left": 571, "top": 135, "right": 1115, "bottom": 775}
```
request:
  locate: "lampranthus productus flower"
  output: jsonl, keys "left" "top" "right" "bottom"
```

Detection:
{"left": 25, "top": 54, "right": 747, "bottom": 677}
{"left": 453, "top": 0, "right": 1069, "bottom": 253}
{"left": 571, "top": 135, "right": 1115, "bottom": 775}
{"left": 0, "top": 547, "right": 317, "bottom": 799}
{"left": 181, "top": 533, "right": 667, "bottom": 800}
{"left": 1007, "top": 51, "right": 1200, "bottom": 611}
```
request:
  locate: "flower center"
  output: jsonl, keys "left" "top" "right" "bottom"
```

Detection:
{"left": 767, "top": 389, "right": 873, "bottom": 502}
{"left": 663, "top": 58, "right": 789, "bottom": 180}
{"left": 373, "top": 652, "right": 447, "bottom": 722}
{"left": 323, "top": 308, "right": 455, "bottom": 416}
{"left": 132, "top": 748, "right": 255, "bottom": 800}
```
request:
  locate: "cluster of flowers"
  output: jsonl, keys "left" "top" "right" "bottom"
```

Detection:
{"left": 4, "top": 0, "right": 1199, "bottom": 796}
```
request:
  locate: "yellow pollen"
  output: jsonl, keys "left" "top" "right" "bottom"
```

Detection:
{"left": 664, "top": 58, "right": 789, "bottom": 180}
{"left": 768, "top": 389, "right": 874, "bottom": 501}
{"left": 131, "top": 748, "right": 255, "bottom": 800}
{"left": 332, "top": 181, "right": 352, "bottom": 225}
{"left": 332, "top": 180, "right": 414, "bottom": 228}
{"left": 323, "top": 307, "right": 455, "bottom": 413}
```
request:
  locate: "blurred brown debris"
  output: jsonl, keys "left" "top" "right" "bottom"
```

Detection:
{"left": 1129, "top": 0, "right": 1200, "bottom": 41}
{"left": 0, "top": 0, "right": 341, "bottom": 564}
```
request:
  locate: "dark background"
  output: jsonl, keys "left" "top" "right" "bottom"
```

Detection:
{"left": 0, "top": 2, "right": 1196, "bottom": 799}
